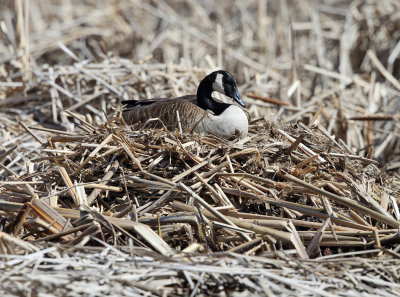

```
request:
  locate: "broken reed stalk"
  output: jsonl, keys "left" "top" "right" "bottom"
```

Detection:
{"left": 280, "top": 172, "right": 400, "bottom": 228}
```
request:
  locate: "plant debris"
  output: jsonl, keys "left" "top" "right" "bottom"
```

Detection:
{"left": 1, "top": 0, "right": 400, "bottom": 296}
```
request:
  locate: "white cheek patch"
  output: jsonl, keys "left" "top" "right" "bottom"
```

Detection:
{"left": 212, "top": 73, "right": 225, "bottom": 94}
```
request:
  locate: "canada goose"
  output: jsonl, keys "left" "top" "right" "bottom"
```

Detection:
{"left": 121, "top": 70, "right": 248, "bottom": 138}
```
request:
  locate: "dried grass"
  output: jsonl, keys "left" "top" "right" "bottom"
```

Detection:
{"left": 0, "top": 0, "right": 400, "bottom": 296}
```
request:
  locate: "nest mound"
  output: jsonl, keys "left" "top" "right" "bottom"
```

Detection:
{"left": 3, "top": 109, "right": 399, "bottom": 251}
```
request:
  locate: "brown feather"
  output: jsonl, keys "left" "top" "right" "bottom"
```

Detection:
{"left": 122, "top": 96, "right": 210, "bottom": 131}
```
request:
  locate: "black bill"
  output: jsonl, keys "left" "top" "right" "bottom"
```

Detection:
{"left": 232, "top": 88, "right": 246, "bottom": 108}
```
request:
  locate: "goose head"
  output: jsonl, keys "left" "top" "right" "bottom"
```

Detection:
{"left": 197, "top": 70, "right": 246, "bottom": 113}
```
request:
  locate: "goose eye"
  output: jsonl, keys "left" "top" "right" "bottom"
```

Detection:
{"left": 224, "top": 85, "right": 233, "bottom": 96}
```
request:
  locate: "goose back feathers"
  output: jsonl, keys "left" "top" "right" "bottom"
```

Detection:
{"left": 122, "top": 70, "right": 248, "bottom": 138}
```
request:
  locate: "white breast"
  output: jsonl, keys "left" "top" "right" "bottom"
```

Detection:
{"left": 195, "top": 105, "right": 248, "bottom": 138}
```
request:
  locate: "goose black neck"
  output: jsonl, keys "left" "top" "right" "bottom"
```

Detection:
{"left": 197, "top": 76, "right": 230, "bottom": 115}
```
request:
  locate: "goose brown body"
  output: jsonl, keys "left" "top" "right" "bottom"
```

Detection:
{"left": 123, "top": 96, "right": 201, "bottom": 130}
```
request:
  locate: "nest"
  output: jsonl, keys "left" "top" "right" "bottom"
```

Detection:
{"left": 1, "top": 104, "right": 400, "bottom": 295}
